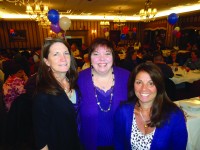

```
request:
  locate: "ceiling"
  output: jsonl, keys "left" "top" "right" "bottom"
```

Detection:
{"left": 0, "top": 0, "right": 200, "bottom": 20}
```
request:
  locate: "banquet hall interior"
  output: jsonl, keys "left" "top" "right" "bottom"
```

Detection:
{"left": 0, "top": 0, "right": 200, "bottom": 149}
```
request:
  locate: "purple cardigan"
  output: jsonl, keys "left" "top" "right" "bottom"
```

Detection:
{"left": 77, "top": 66, "right": 130, "bottom": 150}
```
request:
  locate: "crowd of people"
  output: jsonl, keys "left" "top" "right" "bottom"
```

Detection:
{"left": 1, "top": 37, "right": 198, "bottom": 150}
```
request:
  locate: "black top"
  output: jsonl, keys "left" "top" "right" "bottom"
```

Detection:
{"left": 33, "top": 92, "right": 80, "bottom": 150}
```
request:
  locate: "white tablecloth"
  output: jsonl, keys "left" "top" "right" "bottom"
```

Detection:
{"left": 170, "top": 67, "right": 200, "bottom": 84}
{"left": 175, "top": 97, "right": 200, "bottom": 150}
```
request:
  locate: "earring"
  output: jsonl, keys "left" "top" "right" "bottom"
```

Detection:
{"left": 48, "top": 67, "right": 51, "bottom": 71}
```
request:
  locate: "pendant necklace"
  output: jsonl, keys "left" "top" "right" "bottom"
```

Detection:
{"left": 64, "top": 88, "right": 73, "bottom": 99}
{"left": 92, "top": 69, "right": 115, "bottom": 112}
{"left": 139, "top": 107, "right": 150, "bottom": 128}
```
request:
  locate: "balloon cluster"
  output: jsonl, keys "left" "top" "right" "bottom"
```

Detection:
{"left": 120, "top": 27, "right": 137, "bottom": 40}
{"left": 120, "top": 26, "right": 129, "bottom": 40}
{"left": 172, "top": 26, "right": 181, "bottom": 38}
{"left": 47, "top": 9, "right": 71, "bottom": 34}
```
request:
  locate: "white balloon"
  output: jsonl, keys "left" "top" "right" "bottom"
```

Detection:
{"left": 59, "top": 17, "right": 71, "bottom": 31}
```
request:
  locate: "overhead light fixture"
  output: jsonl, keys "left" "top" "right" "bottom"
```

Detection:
{"left": 139, "top": 0, "right": 157, "bottom": 22}
{"left": 113, "top": 7, "right": 126, "bottom": 26}
{"left": 100, "top": 15, "right": 110, "bottom": 26}
{"left": 25, "top": 0, "right": 50, "bottom": 27}
{"left": 26, "top": 0, "right": 49, "bottom": 20}
{"left": 100, "top": 21, "right": 110, "bottom": 26}
{"left": 6, "top": 0, "right": 25, "bottom": 6}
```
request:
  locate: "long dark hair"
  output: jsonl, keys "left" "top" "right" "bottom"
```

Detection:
{"left": 36, "top": 38, "right": 78, "bottom": 95}
{"left": 128, "top": 62, "right": 179, "bottom": 127}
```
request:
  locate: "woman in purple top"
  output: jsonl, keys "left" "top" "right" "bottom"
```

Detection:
{"left": 77, "top": 38, "right": 130, "bottom": 150}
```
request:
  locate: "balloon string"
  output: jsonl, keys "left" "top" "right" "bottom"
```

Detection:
{"left": 64, "top": 30, "right": 66, "bottom": 41}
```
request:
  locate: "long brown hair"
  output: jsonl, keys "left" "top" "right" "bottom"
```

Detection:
{"left": 128, "top": 62, "right": 179, "bottom": 127}
{"left": 36, "top": 38, "right": 78, "bottom": 95}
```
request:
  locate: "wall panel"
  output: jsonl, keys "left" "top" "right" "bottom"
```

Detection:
{"left": 0, "top": 12, "right": 199, "bottom": 51}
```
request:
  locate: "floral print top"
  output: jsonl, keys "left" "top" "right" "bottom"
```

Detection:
{"left": 3, "top": 70, "right": 28, "bottom": 112}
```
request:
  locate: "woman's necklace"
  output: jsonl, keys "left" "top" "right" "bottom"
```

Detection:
{"left": 92, "top": 69, "right": 115, "bottom": 112}
{"left": 139, "top": 107, "right": 151, "bottom": 128}
{"left": 64, "top": 88, "right": 72, "bottom": 98}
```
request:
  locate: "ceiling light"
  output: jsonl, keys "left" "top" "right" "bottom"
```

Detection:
{"left": 6, "top": 0, "right": 25, "bottom": 6}
{"left": 139, "top": 0, "right": 157, "bottom": 22}
{"left": 113, "top": 7, "right": 126, "bottom": 26}
{"left": 100, "top": 15, "right": 110, "bottom": 26}
{"left": 25, "top": 0, "right": 49, "bottom": 27}
{"left": 100, "top": 21, "right": 110, "bottom": 26}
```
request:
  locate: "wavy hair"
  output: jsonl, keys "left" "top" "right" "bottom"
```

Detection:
{"left": 128, "top": 62, "right": 179, "bottom": 127}
{"left": 36, "top": 38, "right": 78, "bottom": 95}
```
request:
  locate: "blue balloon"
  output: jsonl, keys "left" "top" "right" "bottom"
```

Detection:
{"left": 167, "top": 13, "right": 179, "bottom": 25}
{"left": 120, "top": 34, "right": 126, "bottom": 40}
{"left": 48, "top": 9, "right": 60, "bottom": 24}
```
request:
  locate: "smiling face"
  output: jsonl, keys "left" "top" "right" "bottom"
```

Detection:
{"left": 44, "top": 42, "right": 71, "bottom": 77}
{"left": 91, "top": 45, "right": 113, "bottom": 75}
{"left": 134, "top": 71, "right": 157, "bottom": 107}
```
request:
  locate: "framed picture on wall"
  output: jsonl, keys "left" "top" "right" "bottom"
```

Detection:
{"left": 9, "top": 29, "right": 27, "bottom": 42}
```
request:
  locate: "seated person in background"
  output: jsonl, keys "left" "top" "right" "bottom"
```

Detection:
{"left": 191, "top": 43, "right": 199, "bottom": 51}
{"left": 3, "top": 63, "right": 28, "bottom": 112}
{"left": 165, "top": 50, "right": 184, "bottom": 66}
{"left": 183, "top": 50, "right": 200, "bottom": 70}
{"left": 71, "top": 43, "right": 81, "bottom": 58}
{"left": 81, "top": 53, "right": 90, "bottom": 70}
{"left": 153, "top": 52, "right": 174, "bottom": 78}
{"left": 133, "top": 39, "right": 141, "bottom": 51}
{"left": 71, "top": 43, "right": 84, "bottom": 68}
{"left": 114, "top": 62, "right": 188, "bottom": 150}
{"left": 80, "top": 43, "right": 89, "bottom": 58}
{"left": 13, "top": 52, "right": 30, "bottom": 77}
{"left": 120, "top": 47, "right": 139, "bottom": 72}
{"left": 186, "top": 42, "right": 192, "bottom": 51}
{"left": 142, "top": 54, "right": 153, "bottom": 63}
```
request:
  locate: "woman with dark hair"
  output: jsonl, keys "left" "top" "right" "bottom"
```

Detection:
{"left": 3, "top": 62, "right": 28, "bottom": 112}
{"left": 33, "top": 38, "right": 80, "bottom": 150}
{"left": 183, "top": 50, "right": 200, "bottom": 70}
{"left": 77, "top": 38, "right": 130, "bottom": 150}
{"left": 114, "top": 62, "right": 188, "bottom": 150}
{"left": 120, "top": 47, "right": 139, "bottom": 72}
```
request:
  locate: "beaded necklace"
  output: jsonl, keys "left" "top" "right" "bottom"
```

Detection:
{"left": 92, "top": 69, "right": 115, "bottom": 112}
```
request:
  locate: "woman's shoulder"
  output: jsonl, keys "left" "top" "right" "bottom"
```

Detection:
{"left": 34, "top": 92, "right": 51, "bottom": 101}
{"left": 77, "top": 68, "right": 92, "bottom": 85}
{"left": 34, "top": 92, "right": 63, "bottom": 101}
{"left": 115, "top": 102, "right": 135, "bottom": 119}
{"left": 78, "top": 68, "right": 91, "bottom": 77}
{"left": 113, "top": 66, "right": 130, "bottom": 76}
{"left": 165, "top": 106, "right": 185, "bottom": 125}
{"left": 118, "top": 101, "right": 135, "bottom": 111}
{"left": 171, "top": 107, "right": 185, "bottom": 118}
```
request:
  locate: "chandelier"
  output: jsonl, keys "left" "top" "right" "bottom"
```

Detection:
{"left": 100, "top": 15, "right": 110, "bottom": 26}
{"left": 6, "top": 0, "right": 25, "bottom": 6}
{"left": 139, "top": 0, "right": 157, "bottom": 22}
{"left": 26, "top": 0, "right": 49, "bottom": 25}
{"left": 113, "top": 8, "right": 126, "bottom": 26}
